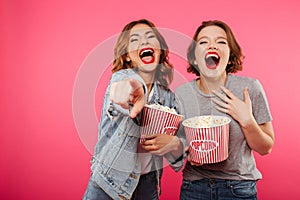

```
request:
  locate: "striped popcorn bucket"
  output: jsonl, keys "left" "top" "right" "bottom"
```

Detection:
{"left": 183, "top": 116, "right": 231, "bottom": 164}
{"left": 140, "top": 105, "right": 183, "bottom": 143}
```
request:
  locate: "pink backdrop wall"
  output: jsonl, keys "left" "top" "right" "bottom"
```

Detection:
{"left": 1, "top": 0, "right": 300, "bottom": 199}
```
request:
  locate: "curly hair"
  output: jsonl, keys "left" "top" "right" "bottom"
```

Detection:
{"left": 112, "top": 19, "right": 173, "bottom": 88}
{"left": 187, "top": 20, "right": 244, "bottom": 76}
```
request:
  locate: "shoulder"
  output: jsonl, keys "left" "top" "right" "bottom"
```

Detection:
{"left": 112, "top": 69, "right": 136, "bottom": 77}
{"left": 175, "top": 80, "right": 196, "bottom": 94}
{"left": 156, "top": 83, "right": 174, "bottom": 98}
{"left": 111, "top": 69, "right": 144, "bottom": 83}
{"left": 227, "top": 74, "right": 266, "bottom": 96}
{"left": 228, "top": 74, "right": 257, "bottom": 83}
{"left": 155, "top": 83, "right": 176, "bottom": 107}
{"left": 228, "top": 74, "right": 261, "bottom": 89}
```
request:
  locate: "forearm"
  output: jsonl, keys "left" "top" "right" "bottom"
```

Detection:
{"left": 168, "top": 136, "right": 184, "bottom": 158}
{"left": 241, "top": 117, "right": 275, "bottom": 155}
{"left": 163, "top": 136, "right": 185, "bottom": 171}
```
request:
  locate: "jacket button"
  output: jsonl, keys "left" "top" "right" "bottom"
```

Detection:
{"left": 90, "top": 157, "right": 95, "bottom": 163}
{"left": 129, "top": 173, "right": 137, "bottom": 179}
{"left": 118, "top": 195, "right": 127, "bottom": 200}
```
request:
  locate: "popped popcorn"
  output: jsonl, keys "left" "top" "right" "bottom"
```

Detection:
{"left": 183, "top": 115, "right": 230, "bottom": 128}
{"left": 144, "top": 104, "right": 178, "bottom": 115}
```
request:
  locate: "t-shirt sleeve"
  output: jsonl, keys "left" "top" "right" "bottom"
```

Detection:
{"left": 251, "top": 79, "right": 273, "bottom": 124}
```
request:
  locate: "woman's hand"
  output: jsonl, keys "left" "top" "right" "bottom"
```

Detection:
{"left": 212, "top": 86, "right": 254, "bottom": 127}
{"left": 141, "top": 134, "right": 181, "bottom": 156}
{"left": 213, "top": 86, "right": 274, "bottom": 155}
{"left": 185, "top": 146, "right": 203, "bottom": 166}
{"left": 110, "top": 79, "right": 145, "bottom": 118}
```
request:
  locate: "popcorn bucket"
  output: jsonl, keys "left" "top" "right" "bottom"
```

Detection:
{"left": 183, "top": 115, "right": 231, "bottom": 164}
{"left": 140, "top": 105, "right": 183, "bottom": 143}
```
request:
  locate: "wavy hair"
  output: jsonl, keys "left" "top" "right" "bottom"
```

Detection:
{"left": 187, "top": 20, "right": 244, "bottom": 76}
{"left": 112, "top": 19, "right": 173, "bottom": 88}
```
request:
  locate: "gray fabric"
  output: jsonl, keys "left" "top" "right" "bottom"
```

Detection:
{"left": 175, "top": 74, "right": 272, "bottom": 181}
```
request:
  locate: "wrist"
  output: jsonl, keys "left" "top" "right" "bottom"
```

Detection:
{"left": 240, "top": 115, "right": 256, "bottom": 128}
{"left": 170, "top": 136, "right": 183, "bottom": 157}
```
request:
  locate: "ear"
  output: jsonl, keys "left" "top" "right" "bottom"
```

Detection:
{"left": 126, "top": 54, "right": 131, "bottom": 62}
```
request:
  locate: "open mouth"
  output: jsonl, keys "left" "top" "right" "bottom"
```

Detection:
{"left": 139, "top": 48, "right": 155, "bottom": 64}
{"left": 205, "top": 52, "right": 220, "bottom": 69}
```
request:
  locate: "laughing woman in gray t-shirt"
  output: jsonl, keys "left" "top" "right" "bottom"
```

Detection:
{"left": 176, "top": 20, "right": 275, "bottom": 200}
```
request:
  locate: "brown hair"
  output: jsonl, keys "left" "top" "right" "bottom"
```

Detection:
{"left": 112, "top": 19, "right": 173, "bottom": 87}
{"left": 187, "top": 20, "right": 244, "bottom": 76}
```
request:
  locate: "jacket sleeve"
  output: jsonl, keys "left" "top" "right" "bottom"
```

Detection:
{"left": 105, "top": 69, "right": 148, "bottom": 119}
{"left": 163, "top": 91, "right": 187, "bottom": 172}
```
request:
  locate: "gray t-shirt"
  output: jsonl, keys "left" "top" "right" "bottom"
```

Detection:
{"left": 175, "top": 74, "right": 272, "bottom": 181}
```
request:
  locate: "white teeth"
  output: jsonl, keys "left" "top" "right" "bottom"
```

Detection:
{"left": 140, "top": 49, "right": 153, "bottom": 56}
{"left": 206, "top": 54, "right": 219, "bottom": 59}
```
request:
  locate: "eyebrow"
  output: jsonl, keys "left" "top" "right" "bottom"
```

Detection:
{"left": 130, "top": 33, "right": 139, "bottom": 38}
{"left": 129, "top": 30, "right": 155, "bottom": 38}
{"left": 197, "top": 36, "right": 227, "bottom": 41}
{"left": 145, "top": 30, "right": 154, "bottom": 35}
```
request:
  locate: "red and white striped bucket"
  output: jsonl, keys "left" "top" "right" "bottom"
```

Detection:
{"left": 183, "top": 116, "right": 231, "bottom": 164}
{"left": 140, "top": 105, "right": 183, "bottom": 143}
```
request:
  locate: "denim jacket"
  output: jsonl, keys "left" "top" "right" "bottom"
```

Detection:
{"left": 89, "top": 69, "right": 185, "bottom": 200}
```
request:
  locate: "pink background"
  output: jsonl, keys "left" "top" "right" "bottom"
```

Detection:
{"left": 1, "top": 0, "right": 300, "bottom": 199}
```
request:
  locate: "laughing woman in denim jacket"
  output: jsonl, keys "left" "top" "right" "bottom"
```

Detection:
{"left": 83, "top": 19, "right": 185, "bottom": 200}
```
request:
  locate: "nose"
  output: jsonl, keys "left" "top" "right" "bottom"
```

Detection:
{"left": 140, "top": 35, "right": 149, "bottom": 46}
{"left": 208, "top": 42, "right": 218, "bottom": 50}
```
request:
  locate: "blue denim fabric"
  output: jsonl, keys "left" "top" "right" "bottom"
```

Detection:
{"left": 83, "top": 177, "right": 113, "bottom": 200}
{"left": 83, "top": 171, "right": 158, "bottom": 200}
{"left": 131, "top": 171, "right": 159, "bottom": 200}
{"left": 86, "top": 69, "right": 185, "bottom": 199}
{"left": 180, "top": 178, "right": 257, "bottom": 200}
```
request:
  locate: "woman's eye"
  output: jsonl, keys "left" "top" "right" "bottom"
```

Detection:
{"left": 218, "top": 41, "right": 227, "bottom": 44}
{"left": 199, "top": 41, "right": 207, "bottom": 45}
{"left": 148, "top": 35, "right": 156, "bottom": 39}
{"left": 130, "top": 38, "right": 138, "bottom": 42}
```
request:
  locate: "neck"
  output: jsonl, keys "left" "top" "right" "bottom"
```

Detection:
{"left": 147, "top": 83, "right": 153, "bottom": 93}
{"left": 197, "top": 74, "right": 227, "bottom": 94}
{"left": 138, "top": 71, "right": 155, "bottom": 93}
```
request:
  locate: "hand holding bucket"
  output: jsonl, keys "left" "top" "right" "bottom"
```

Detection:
{"left": 140, "top": 104, "right": 183, "bottom": 143}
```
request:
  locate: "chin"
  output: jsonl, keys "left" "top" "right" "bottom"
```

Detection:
{"left": 139, "top": 64, "right": 158, "bottom": 72}
{"left": 202, "top": 70, "right": 221, "bottom": 78}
